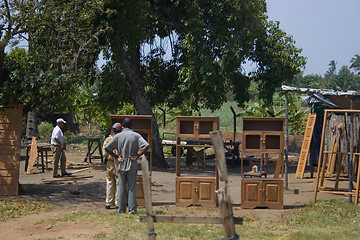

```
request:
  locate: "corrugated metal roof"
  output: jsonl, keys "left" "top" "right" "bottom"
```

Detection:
{"left": 280, "top": 85, "right": 360, "bottom": 109}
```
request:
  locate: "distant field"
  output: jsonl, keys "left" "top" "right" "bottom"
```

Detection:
{"left": 199, "top": 101, "right": 243, "bottom": 131}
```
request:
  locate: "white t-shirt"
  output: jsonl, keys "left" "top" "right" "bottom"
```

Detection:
{"left": 51, "top": 125, "right": 64, "bottom": 145}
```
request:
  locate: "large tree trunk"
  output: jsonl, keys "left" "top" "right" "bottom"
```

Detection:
{"left": 26, "top": 109, "right": 38, "bottom": 143}
{"left": 122, "top": 48, "right": 169, "bottom": 168}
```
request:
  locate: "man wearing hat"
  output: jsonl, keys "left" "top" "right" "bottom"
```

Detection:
{"left": 51, "top": 118, "right": 70, "bottom": 177}
{"left": 102, "top": 122, "right": 123, "bottom": 209}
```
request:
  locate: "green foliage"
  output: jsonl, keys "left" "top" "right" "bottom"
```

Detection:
{"left": 104, "top": 0, "right": 306, "bottom": 113}
{"left": 38, "top": 121, "right": 53, "bottom": 140}
{"left": 350, "top": 54, "right": 360, "bottom": 74}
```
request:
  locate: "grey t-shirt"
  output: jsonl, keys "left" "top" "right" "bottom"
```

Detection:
{"left": 105, "top": 128, "right": 149, "bottom": 171}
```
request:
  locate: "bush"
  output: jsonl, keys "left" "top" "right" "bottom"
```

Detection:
{"left": 38, "top": 121, "right": 53, "bottom": 140}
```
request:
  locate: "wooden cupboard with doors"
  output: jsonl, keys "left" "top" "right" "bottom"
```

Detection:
{"left": 175, "top": 116, "right": 220, "bottom": 207}
{"left": 241, "top": 178, "right": 283, "bottom": 209}
{"left": 241, "top": 117, "right": 285, "bottom": 178}
{"left": 109, "top": 115, "right": 153, "bottom": 206}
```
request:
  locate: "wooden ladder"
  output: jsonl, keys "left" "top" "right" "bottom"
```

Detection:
{"left": 295, "top": 113, "right": 316, "bottom": 179}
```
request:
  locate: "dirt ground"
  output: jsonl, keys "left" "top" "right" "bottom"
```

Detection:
{"left": 0, "top": 144, "right": 353, "bottom": 239}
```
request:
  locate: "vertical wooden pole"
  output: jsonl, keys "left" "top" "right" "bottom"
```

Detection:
{"left": 348, "top": 98, "right": 355, "bottom": 202}
{"left": 210, "top": 131, "right": 238, "bottom": 239}
{"left": 141, "top": 156, "right": 156, "bottom": 240}
{"left": 284, "top": 91, "right": 289, "bottom": 190}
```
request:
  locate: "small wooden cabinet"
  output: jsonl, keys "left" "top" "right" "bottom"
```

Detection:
{"left": 242, "top": 117, "right": 284, "bottom": 154}
{"left": 176, "top": 177, "right": 217, "bottom": 207}
{"left": 241, "top": 117, "right": 285, "bottom": 178}
{"left": 241, "top": 178, "right": 283, "bottom": 209}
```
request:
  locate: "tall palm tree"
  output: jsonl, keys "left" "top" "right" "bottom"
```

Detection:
{"left": 350, "top": 54, "right": 360, "bottom": 74}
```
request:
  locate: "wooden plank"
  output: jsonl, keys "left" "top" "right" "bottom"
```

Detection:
{"left": 69, "top": 167, "right": 94, "bottom": 174}
{"left": 210, "top": 131, "right": 238, "bottom": 239}
{"left": 210, "top": 131, "right": 227, "bottom": 181}
{"left": 26, "top": 137, "right": 38, "bottom": 174}
{"left": 0, "top": 160, "right": 18, "bottom": 169}
{"left": 327, "top": 136, "right": 340, "bottom": 174}
{"left": 0, "top": 129, "right": 18, "bottom": 139}
{"left": 296, "top": 113, "right": 316, "bottom": 179}
{"left": 0, "top": 176, "right": 13, "bottom": 185}
{"left": 41, "top": 176, "right": 94, "bottom": 184}
{"left": 141, "top": 156, "right": 156, "bottom": 240}
{"left": 139, "top": 216, "right": 243, "bottom": 225}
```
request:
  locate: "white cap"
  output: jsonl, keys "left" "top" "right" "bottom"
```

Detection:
{"left": 56, "top": 118, "right": 66, "bottom": 124}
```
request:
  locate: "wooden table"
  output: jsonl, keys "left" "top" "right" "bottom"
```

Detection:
{"left": 84, "top": 138, "right": 103, "bottom": 163}
{"left": 25, "top": 145, "right": 52, "bottom": 172}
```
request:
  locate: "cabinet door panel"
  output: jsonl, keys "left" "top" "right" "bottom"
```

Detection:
{"left": 263, "top": 181, "right": 283, "bottom": 209}
{"left": 244, "top": 134, "right": 261, "bottom": 151}
{"left": 197, "top": 178, "right": 217, "bottom": 207}
{"left": 264, "top": 134, "right": 281, "bottom": 150}
{"left": 179, "top": 181, "right": 194, "bottom": 200}
{"left": 241, "top": 180, "right": 261, "bottom": 209}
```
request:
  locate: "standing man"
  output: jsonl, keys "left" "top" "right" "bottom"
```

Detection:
{"left": 105, "top": 118, "right": 149, "bottom": 214}
{"left": 102, "top": 123, "right": 123, "bottom": 209}
{"left": 51, "top": 118, "right": 70, "bottom": 178}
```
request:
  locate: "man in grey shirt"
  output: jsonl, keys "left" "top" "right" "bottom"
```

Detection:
{"left": 105, "top": 118, "right": 149, "bottom": 214}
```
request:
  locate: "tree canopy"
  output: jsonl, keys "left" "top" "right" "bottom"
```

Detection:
{"left": 1, "top": 0, "right": 306, "bottom": 168}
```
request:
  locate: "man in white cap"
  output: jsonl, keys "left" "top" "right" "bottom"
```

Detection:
{"left": 51, "top": 118, "right": 70, "bottom": 177}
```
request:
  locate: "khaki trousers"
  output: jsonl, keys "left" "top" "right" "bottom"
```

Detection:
{"left": 51, "top": 145, "right": 67, "bottom": 176}
{"left": 106, "top": 159, "right": 118, "bottom": 206}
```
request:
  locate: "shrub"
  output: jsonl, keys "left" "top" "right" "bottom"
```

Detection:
{"left": 38, "top": 121, "right": 53, "bottom": 140}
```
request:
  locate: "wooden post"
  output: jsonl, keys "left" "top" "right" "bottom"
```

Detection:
{"left": 348, "top": 98, "right": 355, "bottom": 203}
{"left": 210, "top": 131, "right": 238, "bottom": 240}
{"left": 141, "top": 156, "right": 156, "bottom": 240}
{"left": 284, "top": 91, "right": 289, "bottom": 190}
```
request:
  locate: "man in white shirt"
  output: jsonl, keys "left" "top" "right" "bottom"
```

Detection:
{"left": 51, "top": 118, "right": 70, "bottom": 178}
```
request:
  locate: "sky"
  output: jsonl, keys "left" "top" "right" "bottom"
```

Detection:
{"left": 266, "top": 0, "right": 360, "bottom": 76}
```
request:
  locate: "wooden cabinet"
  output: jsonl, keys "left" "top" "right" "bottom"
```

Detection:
{"left": 110, "top": 115, "right": 152, "bottom": 206}
{"left": 175, "top": 116, "right": 219, "bottom": 207}
{"left": 241, "top": 117, "right": 285, "bottom": 178}
{"left": 176, "top": 177, "right": 217, "bottom": 207}
{"left": 241, "top": 178, "right": 283, "bottom": 209}
{"left": 176, "top": 116, "right": 219, "bottom": 139}
{"left": 242, "top": 117, "right": 284, "bottom": 154}
{"left": 110, "top": 115, "right": 152, "bottom": 148}
{"left": 0, "top": 105, "right": 23, "bottom": 196}
{"left": 110, "top": 114, "right": 153, "bottom": 172}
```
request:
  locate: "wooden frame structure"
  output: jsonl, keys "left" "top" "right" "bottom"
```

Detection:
{"left": 175, "top": 116, "right": 220, "bottom": 207}
{"left": 241, "top": 117, "right": 285, "bottom": 178}
{"left": 140, "top": 131, "right": 242, "bottom": 239}
{"left": 313, "top": 109, "right": 360, "bottom": 204}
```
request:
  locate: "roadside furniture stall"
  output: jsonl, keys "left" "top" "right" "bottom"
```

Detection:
{"left": 175, "top": 116, "right": 220, "bottom": 207}
{"left": 0, "top": 105, "right": 23, "bottom": 196}
{"left": 110, "top": 115, "right": 153, "bottom": 206}
{"left": 240, "top": 117, "right": 284, "bottom": 209}
{"left": 313, "top": 109, "right": 360, "bottom": 204}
